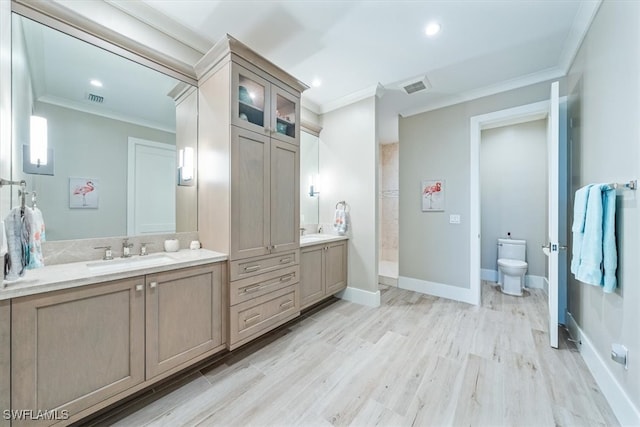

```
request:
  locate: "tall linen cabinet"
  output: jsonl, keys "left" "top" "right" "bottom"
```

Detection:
{"left": 196, "top": 35, "right": 308, "bottom": 350}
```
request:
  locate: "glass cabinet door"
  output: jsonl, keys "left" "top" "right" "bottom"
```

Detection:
{"left": 232, "top": 65, "right": 270, "bottom": 134}
{"left": 271, "top": 84, "right": 300, "bottom": 145}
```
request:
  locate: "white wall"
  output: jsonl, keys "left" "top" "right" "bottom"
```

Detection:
{"left": 29, "top": 102, "right": 174, "bottom": 241}
{"left": 567, "top": 0, "right": 640, "bottom": 421}
{"left": 319, "top": 97, "right": 379, "bottom": 300}
{"left": 480, "top": 119, "right": 547, "bottom": 277}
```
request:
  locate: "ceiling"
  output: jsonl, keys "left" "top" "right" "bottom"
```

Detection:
{"left": 123, "top": 0, "right": 601, "bottom": 142}
{"left": 17, "top": 14, "right": 181, "bottom": 133}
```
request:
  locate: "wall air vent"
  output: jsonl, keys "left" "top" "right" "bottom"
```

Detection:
{"left": 87, "top": 93, "right": 104, "bottom": 103}
{"left": 400, "top": 76, "right": 432, "bottom": 95}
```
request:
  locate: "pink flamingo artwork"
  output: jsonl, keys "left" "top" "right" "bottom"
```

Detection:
{"left": 422, "top": 181, "right": 442, "bottom": 209}
{"left": 73, "top": 180, "right": 95, "bottom": 206}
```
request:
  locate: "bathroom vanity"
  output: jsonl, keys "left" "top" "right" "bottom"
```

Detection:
{"left": 300, "top": 235, "right": 349, "bottom": 309}
{"left": 3, "top": 250, "right": 227, "bottom": 426}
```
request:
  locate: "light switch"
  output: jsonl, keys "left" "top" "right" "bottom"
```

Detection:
{"left": 450, "top": 214, "right": 461, "bottom": 224}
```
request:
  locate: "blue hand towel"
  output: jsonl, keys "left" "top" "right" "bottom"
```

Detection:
{"left": 570, "top": 184, "right": 592, "bottom": 275}
{"left": 601, "top": 185, "right": 617, "bottom": 292}
{"left": 576, "top": 185, "right": 604, "bottom": 286}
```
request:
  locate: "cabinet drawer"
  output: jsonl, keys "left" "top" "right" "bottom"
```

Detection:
{"left": 230, "top": 250, "right": 298, "bottom": 281}
{"left": 230, "top": 265, "right": 299, "bottom": 306}
{"left": 229, "top": 285, "right": 299, "bottom": 350}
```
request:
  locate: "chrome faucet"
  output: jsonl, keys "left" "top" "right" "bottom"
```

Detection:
{"left": 122, "top": 239, "right": 134, "bottom": 258}
{"left": 94, "top": 246, "right": 113, "bottom": 260}
{"left": 140, "top": 242, "right": 151, "bottom": 256}
{"left": 300, "top": 227, "right": 306, "bottom": 236}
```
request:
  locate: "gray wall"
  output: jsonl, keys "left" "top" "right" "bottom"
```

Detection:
{"left": 320, "top": 97, "right": 379, "bottom": 294}
{"left": 567, "top": 0, "right": 640, "bottom": 412}
{"left": 399, "top": 80, "right": 560, "bottom": 289}
{"left": 480, "top": 119, "right": 547, "bottom": 277}
{"left": 29, "top": 102, "right": 174, "bottom": 241}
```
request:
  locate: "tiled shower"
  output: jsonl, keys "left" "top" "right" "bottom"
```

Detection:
{"left": 379, "top": 143, "right": 399, "bottom": 285}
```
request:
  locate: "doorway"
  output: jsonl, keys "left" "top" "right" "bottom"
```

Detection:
{"left": 470, "top": 91, "right": 568, "bottom": 348}
{"left": 379, "top": 142, "right": 399, "bottom": 286}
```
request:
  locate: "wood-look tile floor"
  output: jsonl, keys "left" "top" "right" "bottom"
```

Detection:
{"left": 99, "top": 282, "right": 619, "bottom": 427}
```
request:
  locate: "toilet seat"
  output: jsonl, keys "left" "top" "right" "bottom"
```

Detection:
{"left": 497, "top": 258, "right": 527, "bottom": 269}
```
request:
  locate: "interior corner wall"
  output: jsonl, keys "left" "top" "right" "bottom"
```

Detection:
{"left": 319, "top": 97, "right": 378, "bottom": 293}
{"left": 399, "top": 80, "right": 560, "bottom": 291}
{"left": 567, "top": 0, "right": 640, "bottom": 417}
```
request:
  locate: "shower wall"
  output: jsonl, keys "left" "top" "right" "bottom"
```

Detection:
{"left": 380, "top": 143, "right": 399, "bottom": 262}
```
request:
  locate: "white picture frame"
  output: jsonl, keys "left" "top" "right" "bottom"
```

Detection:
{"left": 69, "top": 177, "right": 99, "bottom": 209}
{"left": 421, "top": 179, "right": 444, "bottom": 212}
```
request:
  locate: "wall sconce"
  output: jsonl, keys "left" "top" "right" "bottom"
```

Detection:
{"left": 308, "top": 174, "right": 320, "bottom": 197}
{"left": 23, "top": 115, "right": 54, "bottom": 175}
{"left": 178, "top": 146, "right": 194, "bottom": 186}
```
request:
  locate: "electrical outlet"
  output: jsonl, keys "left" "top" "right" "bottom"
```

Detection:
{"left": 611, "top": 343, "right": 628, "bottom": 369}
{"left": 449, "top": 214, "right": 461, "bottom": 224}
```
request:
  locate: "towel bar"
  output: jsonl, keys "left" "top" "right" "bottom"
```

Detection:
{"left": 607, "top": 180, "right": 636, "bottom": 190}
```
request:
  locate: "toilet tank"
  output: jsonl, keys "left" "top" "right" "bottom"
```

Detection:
{"left": 497, "top": 238, "right": 526, "bottom": 261}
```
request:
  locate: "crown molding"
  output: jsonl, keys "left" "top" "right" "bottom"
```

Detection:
{"left": 106, "top": 0, "right": 212, "bottom": 55}
{"left": 558, "top": 0, "right": 602, "bottom": 74}
{"left": 399, "top": 66, "right": 565, "bottom": 118}
{"left": 38, "top": 95, "right": 176, "bottom": 134}
{"left": 318, "top": 83, "right": 385, "bottom": 115}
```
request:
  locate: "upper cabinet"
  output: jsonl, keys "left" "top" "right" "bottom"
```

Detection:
{"left": 196, "top": 35, "right": 307, "bottom": 261}
{"left": 231, "top": 64, "right": 300, "bottom": 146}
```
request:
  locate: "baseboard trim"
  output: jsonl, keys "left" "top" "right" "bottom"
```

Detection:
{"left": 566, "top": 312, "right": 640, "bottom": 426}
{"left": 378, "top": 275, "right": 398, "bottom": 287}
{"left": 398, "top": 276, "right": 474, "bottom": 305}
{"left": 336, "top": 286, "right": 380, "bottom": 307}
{"left": 481, "top": 269, "right": 498, "bottom": 282}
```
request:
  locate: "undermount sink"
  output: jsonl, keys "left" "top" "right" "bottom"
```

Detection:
{"left": 300, "top": 234, "right": 330, "bottom": 243}
{"left": 86, "top": 253, "right": 174, "bottom": 273}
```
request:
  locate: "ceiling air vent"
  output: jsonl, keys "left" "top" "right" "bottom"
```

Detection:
{"left": 400, "top": 76, "right": 431, "bottom": 95}
{"left": 87, "top": 93, "right": 104, "bottom": 103}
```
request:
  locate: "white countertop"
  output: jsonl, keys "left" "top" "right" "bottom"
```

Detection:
{"left": 300, "top": 234, "right": 349, "bottom": 247}
{"left": 1, "top": 249, "right": 228, "bottom": 301}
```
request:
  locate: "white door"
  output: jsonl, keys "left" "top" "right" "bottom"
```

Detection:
{"left": 127, "top": 137, "right": 176, "bottom": 235}
{"left": 546, "top": 82, "right": 560, "bottom": 349}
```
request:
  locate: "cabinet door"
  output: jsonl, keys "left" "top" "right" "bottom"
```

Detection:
{"left": 0, "top": 301, "right": 9, "bottom": 427}
{"left": 271, "top": 84, "right": 300, "bottom": 146}
{"left": 12, "top": 278, "right": 145, "bottom": 424}
{"left": 270, "top": 139, "right": 300, "bottom": 254}
{"left": 300, "top": 245, "right": 325, "bottom": 309}
{"left": 146, "top": 263, "right": 225, "bottom": 379}
{"left": 231, "top": 126, "right": 271, "bottom": 260}
{"left": 231, "top": 64, "right": 271, "bottom": 135}
{"left": 325, "top": 241, "right": 348, "bottom": 295}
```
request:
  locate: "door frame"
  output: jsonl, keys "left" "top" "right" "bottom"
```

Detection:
{"left": 469, "top": 97, "right": 566, "bottom": 307}
{"left": 127, "top": 137, "right": 176, "bottom": 236}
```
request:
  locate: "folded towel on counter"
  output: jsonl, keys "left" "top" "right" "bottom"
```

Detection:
{"left": 573, "top": 184, "right": 618, "bottom": 292}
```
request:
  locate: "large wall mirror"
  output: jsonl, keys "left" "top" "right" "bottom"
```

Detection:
{"left": 9, "top": 12, "right": 198, "bottom": 241}
{"left": 300, "top": 130, "right": 319, "bottom": 226}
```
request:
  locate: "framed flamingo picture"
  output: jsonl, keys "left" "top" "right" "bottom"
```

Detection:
{"left": 421, "top": 179, "right": 444, "bottom": 212}
{"left": 69, "top": 177, "right": 99, "bottom": 209}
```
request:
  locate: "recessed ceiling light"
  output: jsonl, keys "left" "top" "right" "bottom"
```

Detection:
{"left": 425, "top": 22, "right": 441, "bottom": 37}
{"left": 311, "top": 78, "right": 322, "bottom": 88}
{"left": 90, "top": 79, "right": 103, "bottom": 88}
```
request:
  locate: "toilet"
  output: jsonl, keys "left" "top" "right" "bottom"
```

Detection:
{"left": 497, "top": 238, "right": 528, "bottom": 296}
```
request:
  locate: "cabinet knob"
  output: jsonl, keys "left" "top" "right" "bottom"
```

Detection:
{"left": 149, "top": 281, "right": 157, "bottom": 288}
{"left": 135, "top": 284, "right": 143, "bottom": 292}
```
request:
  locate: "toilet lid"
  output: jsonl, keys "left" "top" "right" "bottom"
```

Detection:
{"left": 498, "top": 258, "right": 527, "bottom": 268}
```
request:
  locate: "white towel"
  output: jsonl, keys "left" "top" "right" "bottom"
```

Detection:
{"left": 333, "top": 207, "right": 349, "bottom": 235}
{"left": 25, "top": 206, "right": 46, "bottom": 269}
